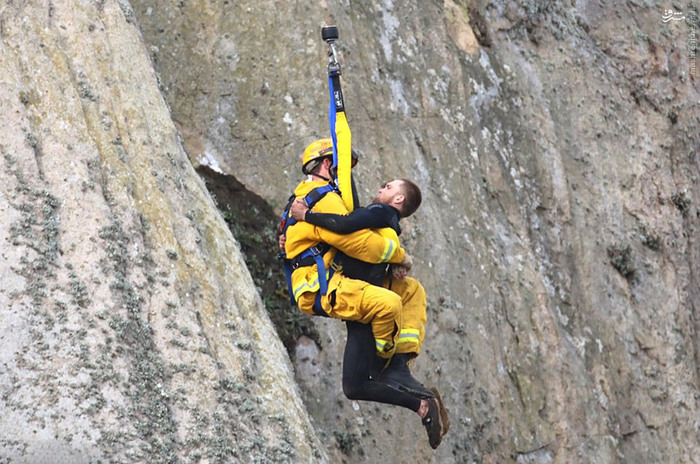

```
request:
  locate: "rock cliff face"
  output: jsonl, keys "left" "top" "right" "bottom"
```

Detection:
{"left": 1, "top": 0, "right": 698, "bottom": 463}
{"left": 130, "top": 0, "right": 700, "bottom": 462}
{"left": 0, "top": 2, "right": 324, "bottom": 462}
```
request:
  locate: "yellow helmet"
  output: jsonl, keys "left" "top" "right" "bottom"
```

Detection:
{"left": 301, "top": 138, "right": 334, "bottom": 175}
{"left": 301, "top": 138, "right": 360, "bottom": 175}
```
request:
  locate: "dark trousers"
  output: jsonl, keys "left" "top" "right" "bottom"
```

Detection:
{"left": 342, "top": 321, "right": 421, "bottom": 412}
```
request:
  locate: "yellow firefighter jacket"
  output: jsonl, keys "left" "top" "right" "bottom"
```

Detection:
{"left": 285, "top": 180, "right": 405, "bottom": 304}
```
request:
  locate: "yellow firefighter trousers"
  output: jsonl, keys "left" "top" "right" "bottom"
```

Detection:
{"left": 387, "top": 276, "right": 427, "bottom": 355}
{"left": 297, "top": 273, "right": 427, "bottom": 359}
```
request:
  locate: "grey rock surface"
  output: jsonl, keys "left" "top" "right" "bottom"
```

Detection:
{"left": 131, "top": 0, "right": 700, "bottom": 462}
{"left": 0, "top": 1, "right": 324, "bottom": 462}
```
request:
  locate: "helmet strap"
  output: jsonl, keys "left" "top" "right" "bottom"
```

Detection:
{"left": 307, "top": 156, "right": 333, "bottom": 182}
{"left": 310, "top": 163, "right": 331, "bottom": 182}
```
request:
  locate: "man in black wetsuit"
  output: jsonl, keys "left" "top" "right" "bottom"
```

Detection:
{"left": 289, "top": 178, "right": 450, "bottom": 447}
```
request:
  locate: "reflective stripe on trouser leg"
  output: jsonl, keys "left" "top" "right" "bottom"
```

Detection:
{"left": 397, "top": 328, "right": 421, "bottom": 347}
{"left": 322, "top": 273, "right": 402, "bottom": 358}
{"left": 386, "top": 276, "right": 427, "bottom": 355}
{"left": 375, "top": 338, "right": 394, "bottom": 354}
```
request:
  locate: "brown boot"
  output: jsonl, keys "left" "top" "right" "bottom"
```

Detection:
{"left": 429, "top": 387, "right": 451, "bottom": 436}
{"left": 422, "top": 397, "right": 444, "bottom": 449}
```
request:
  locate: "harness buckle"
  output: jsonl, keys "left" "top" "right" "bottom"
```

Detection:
{"left": 330, "top": 260, "right": 343, "bottom": 272}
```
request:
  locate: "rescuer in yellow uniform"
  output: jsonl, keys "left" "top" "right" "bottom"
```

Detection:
{"left": 283, "top": 138, "right": 449, "bottom": 448}
{"left": 285, "top": 139, "right": 411, "bottom": 357}
{"left": 289, "top": 176, "right": 433, "bottom": 397}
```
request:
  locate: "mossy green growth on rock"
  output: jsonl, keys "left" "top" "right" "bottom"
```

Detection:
{"left": 607, "top": 244, "right": 635, "bottom": 283}
{"left": 196, "top": 167, "right": 320, "bottom": 356}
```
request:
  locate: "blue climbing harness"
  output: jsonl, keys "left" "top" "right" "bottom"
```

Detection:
{"left": 279, "top": 183, "right": 340, "bottom": 317}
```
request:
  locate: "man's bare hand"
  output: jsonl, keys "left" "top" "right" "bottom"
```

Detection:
{"left": 290, "top": 199, "right": 309, "bottom": 222}
{"left": 391, "top": 264, "right": 409, "bottom": 280}
{"left": 278, "top": 234, "right": 286, "bottom": 252}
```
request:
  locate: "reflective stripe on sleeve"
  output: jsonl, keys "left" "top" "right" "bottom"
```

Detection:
{"left": 380, "top": 238, "right": 397, "bottom": 262}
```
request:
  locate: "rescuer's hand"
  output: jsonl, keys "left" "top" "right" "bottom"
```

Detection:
{"left": 391, "top": 265, "right": 409, "bottom": 280}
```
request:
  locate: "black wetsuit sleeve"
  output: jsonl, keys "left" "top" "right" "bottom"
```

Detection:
{"left": 305, "top": 205, "right": 389, "bottom": 234}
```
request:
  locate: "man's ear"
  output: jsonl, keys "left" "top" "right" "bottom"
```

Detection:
{"left": 393, "top": 193, "right": 405, "bottom": 208}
